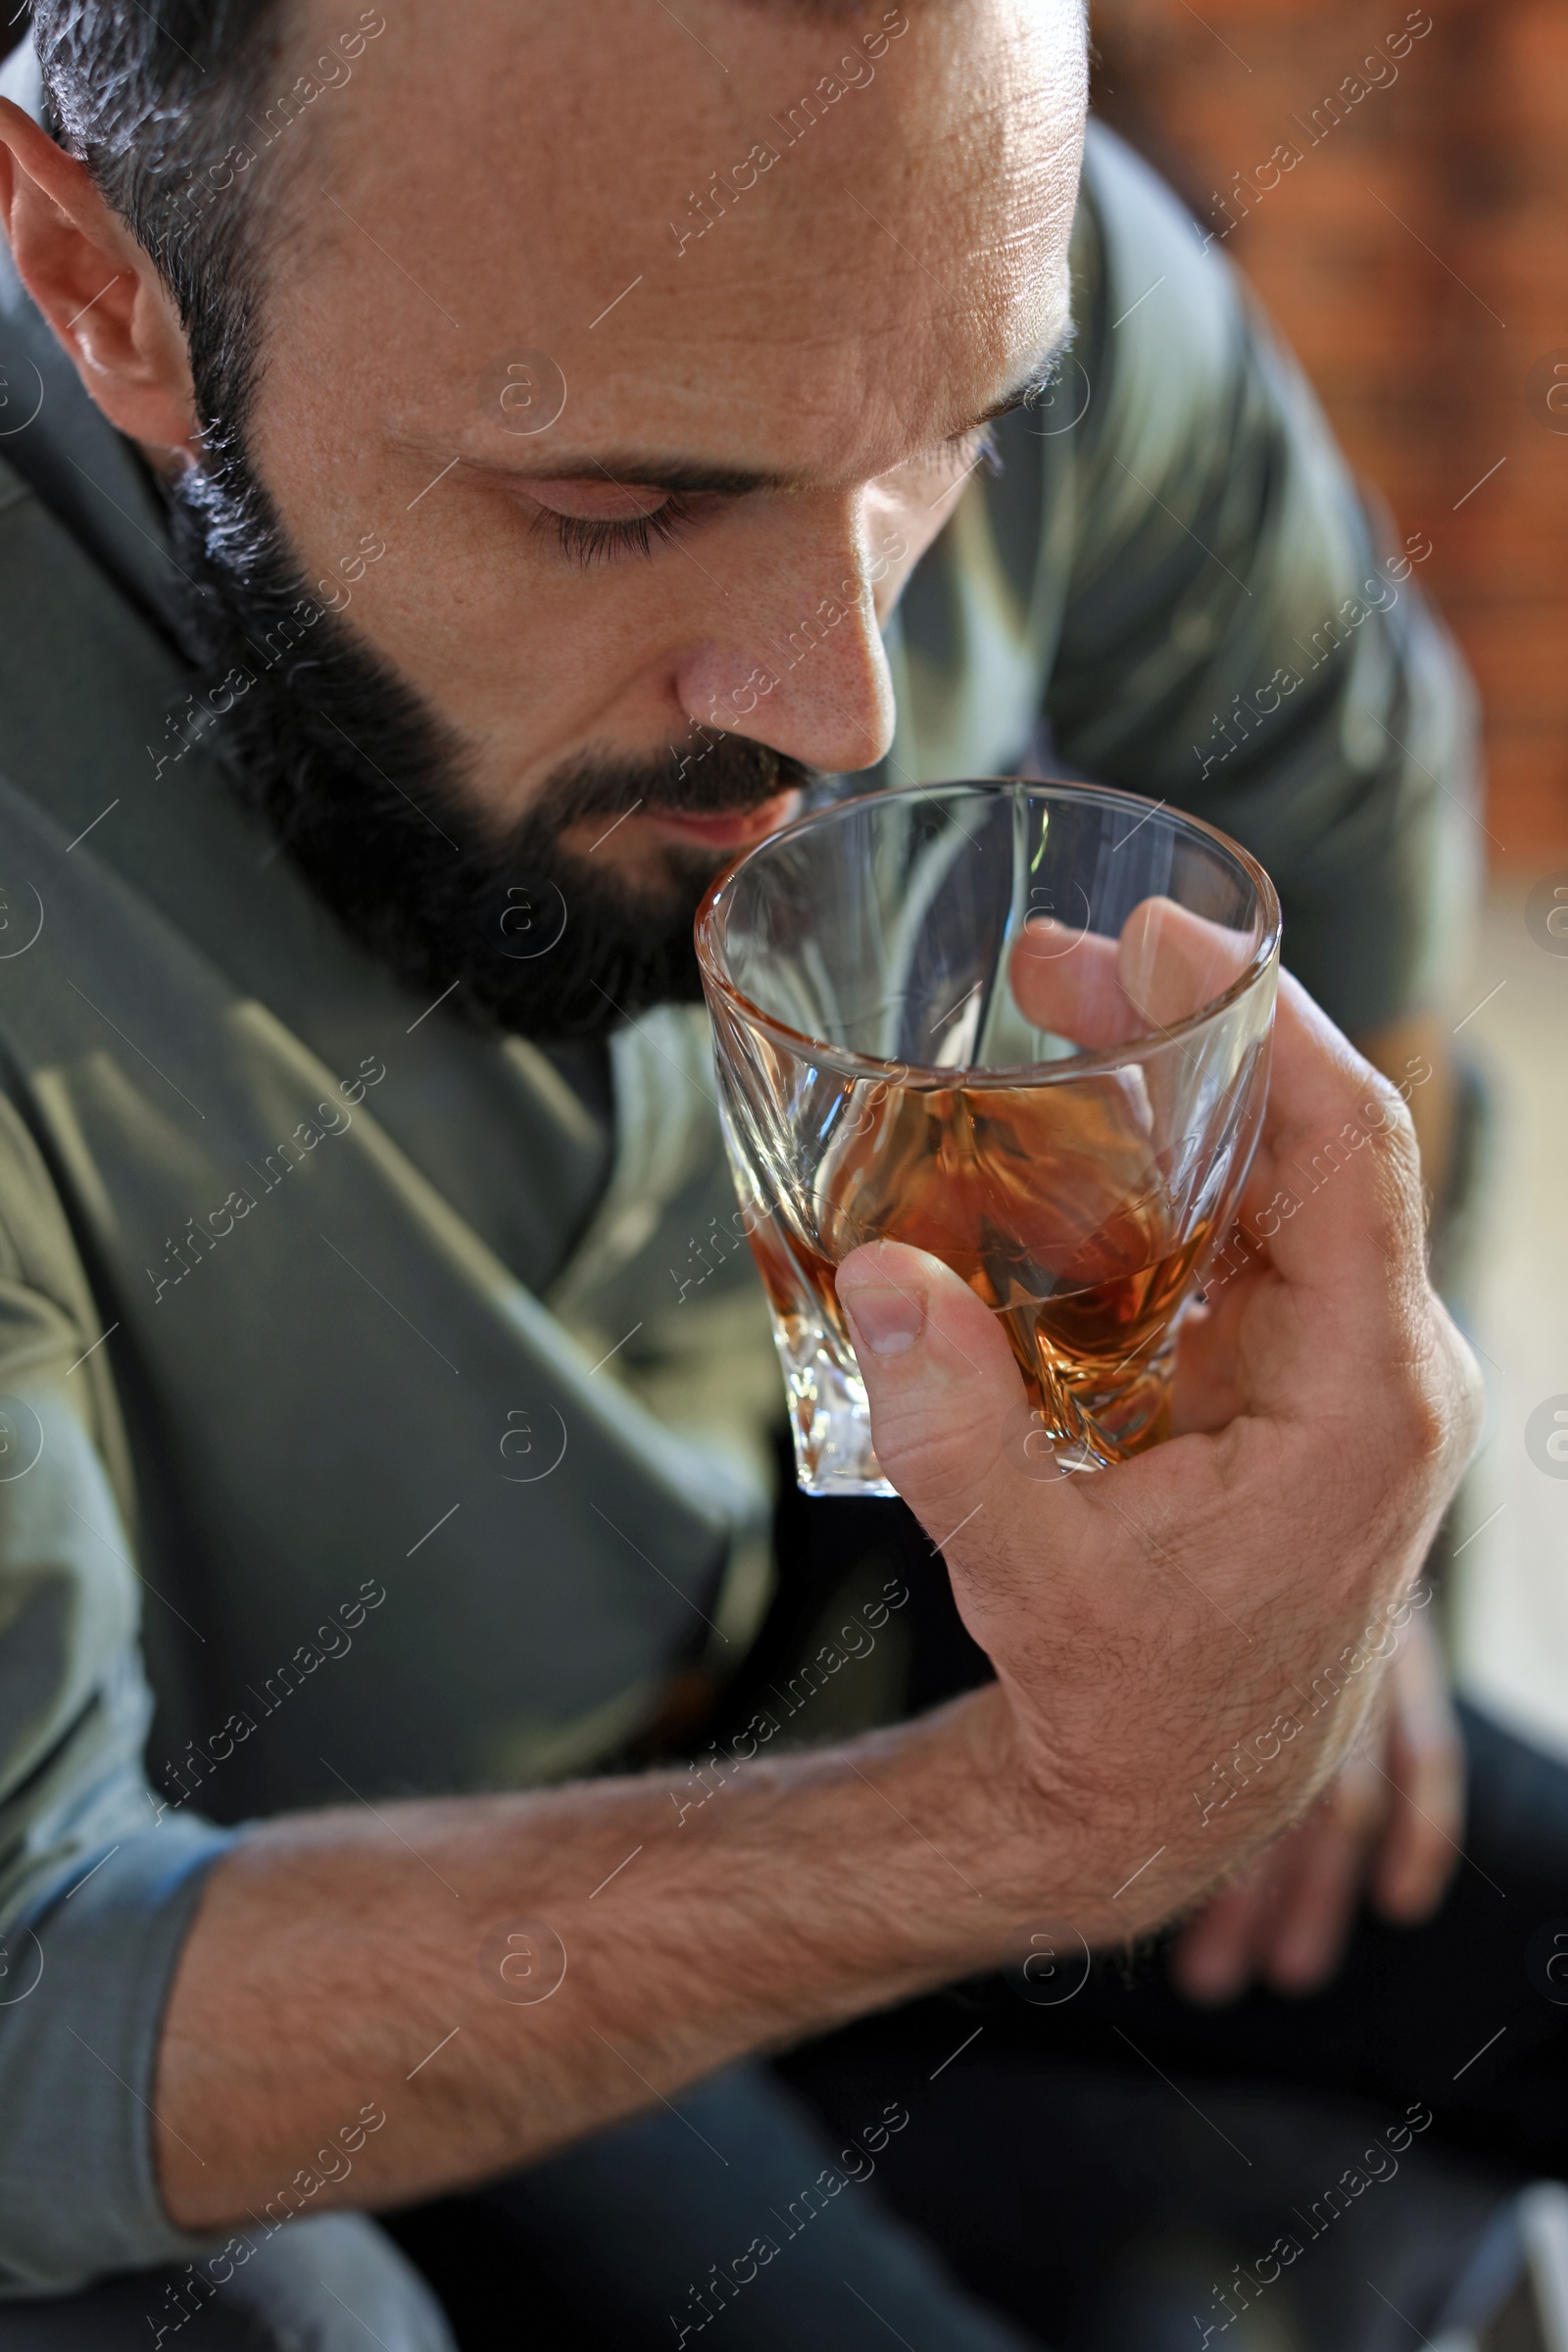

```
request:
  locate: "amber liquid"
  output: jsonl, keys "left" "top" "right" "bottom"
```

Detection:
{"left": 748, "top": 1071, "right": 1213, "bottom": 1463}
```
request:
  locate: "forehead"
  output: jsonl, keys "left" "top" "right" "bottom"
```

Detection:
{"left": 263, "top": 0, "right": 1087, "bottom": 476}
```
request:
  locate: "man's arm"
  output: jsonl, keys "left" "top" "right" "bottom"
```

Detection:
{"left": 155, "top": 973, "right": 1481, "bottom": 2229}
{"left": 0, "top": 1093, "right": 238, "bottom": 2291}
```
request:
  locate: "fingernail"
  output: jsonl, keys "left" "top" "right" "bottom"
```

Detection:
{"left": 838, "top": 1283, "right": 925, "bottom": 1357}
{"left": 1271, "top": 1936, "right": 1329, "bottom": 1993}
{"left": 1178, "top": 1955, "right": 1246, "bottom": 2008}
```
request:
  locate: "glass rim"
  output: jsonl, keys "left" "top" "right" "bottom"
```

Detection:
{"left": 693, "top": 775, "right": 1283, "bottom": 1086}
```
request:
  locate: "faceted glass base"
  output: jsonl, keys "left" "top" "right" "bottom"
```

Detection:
{"left": 771, "top": 1310, "right": 897, "bottom": 1498}
{"left": 770, "top": 1298, "right": 1184, "bottom": 1499}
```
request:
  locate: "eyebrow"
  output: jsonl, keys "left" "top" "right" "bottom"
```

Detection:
{"left": 462, "top": 330, "right": 1075, "bottom": 499}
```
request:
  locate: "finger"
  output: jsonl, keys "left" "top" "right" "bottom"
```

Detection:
{"left": 1261, "top": 966, "right": 1392, "bottom": 1151}
{"left": 1008, "top": 922, "right": 1130, "bottom": 1047}
{"left": 1115, "top": 897, "right": 1256, "bottom": 1030}
{"left": 1171, "top": 1854, "right": 1280, "bottom": 2006}
{"left": 1015, "top": 924, "right": 1439, "bottom": 1401}
{"left": 1260, "top": 1767, "right": 1385, "bottom": 1994}
{"left": 1373, "top": 1620, "right": 1466, "bottom": 1921}
{"left": 1008, "top": 899, "right": 1254, "bottom": 1046}
{"left": 1172, "top": 978, "right": 1430, "bottom": 1434}
{"left": 1248, "top": 973, "right": 1425, "bottom": 1309}
{"left": 1374, "top": 1735, "right": 1463, "bottom": 1921}
{"left": 1209, "top": 975, "right": 1479, "bottom": 1445}
{"left": 1169, "top": 1264, "right": 1273, "bottom": 1434}
{"left": 834, "top": 1239, "right": 1093, "bottom": 1573}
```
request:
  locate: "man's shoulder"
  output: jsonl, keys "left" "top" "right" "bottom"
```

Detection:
{"left": 1072, "top": 122, "right": 1246, "bottom": 457}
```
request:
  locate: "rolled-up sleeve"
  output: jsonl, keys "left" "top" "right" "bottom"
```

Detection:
{"left": 0, "top": 1092, "right": 236, "bottom": 2292}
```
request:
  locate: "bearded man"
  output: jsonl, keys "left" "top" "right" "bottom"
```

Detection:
{"left": 0, "top": 5, "right": 1558, "bottom": 2349}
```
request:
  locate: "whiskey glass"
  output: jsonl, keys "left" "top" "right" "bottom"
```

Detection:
{"left": 695, "top": 780, "right": 1281, "bottom": 1496}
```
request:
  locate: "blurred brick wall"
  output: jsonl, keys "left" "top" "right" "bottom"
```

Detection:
{"left": 1092, "top": 0, "right": 1568, "bottom": 865}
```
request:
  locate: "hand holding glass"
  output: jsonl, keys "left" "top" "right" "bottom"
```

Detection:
{"left": 696, "top": 781, "right": 1281, "bottom": 1495}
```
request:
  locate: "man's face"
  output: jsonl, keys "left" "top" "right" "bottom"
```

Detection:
{"left": 228, "top": 0, "right": 1084, "bottom": 925}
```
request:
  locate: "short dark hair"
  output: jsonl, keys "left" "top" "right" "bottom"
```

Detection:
{"left": 29, "top": 0, "right": 293, "bottom": 440}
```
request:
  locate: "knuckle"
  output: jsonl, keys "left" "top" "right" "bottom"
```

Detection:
{"left": 1384, "top": 1311, "right": 1476, "bottom": 1478}
{"left": 1399, "top": 1369, "right": 1450, "bottom": 1468}
{"left": 869, "top": 1393, "right": 995, "bottom": 1515}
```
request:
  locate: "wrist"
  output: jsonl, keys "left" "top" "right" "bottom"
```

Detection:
{"left": 918, "top": 1683, "right": 1127, "bottom": 1948}
{"left": 934, "top": 1680, "right": 1266, "bottom": 1952}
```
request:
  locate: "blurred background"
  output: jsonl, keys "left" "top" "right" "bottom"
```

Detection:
{"left": 1089, "top": 0, "right": 1568, "bottom": 1756}
{"left": 1094, "top": 0, "right": 1566, "bottom": 856}
{"left": 2, "top": 3, "right": 1563, "bottom": 1747}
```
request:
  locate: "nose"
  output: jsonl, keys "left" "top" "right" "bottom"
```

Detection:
{"left": 673, "top": 502, "right": 898, "bottom": 775}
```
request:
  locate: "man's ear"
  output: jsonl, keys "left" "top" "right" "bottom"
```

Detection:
{"left": 0, "top": 92, "right": 199, "bottom": 456}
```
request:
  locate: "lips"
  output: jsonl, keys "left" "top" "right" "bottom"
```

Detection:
{"left": 639, "top": 789, "right": 803, "bottom": 852}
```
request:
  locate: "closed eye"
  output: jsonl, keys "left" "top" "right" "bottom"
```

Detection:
{"left": 512, "top": 475, "right": 712, "bottom": 569}
{"left": 895, "top": 423, "right": 1002, "bottom": 483}
{"left": 546, "top": 498, "right": 698, "bottom": 568}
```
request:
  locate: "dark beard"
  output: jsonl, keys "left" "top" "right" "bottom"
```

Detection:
{"left": 166, "top": 456, "right": 817, "bottom": 1042}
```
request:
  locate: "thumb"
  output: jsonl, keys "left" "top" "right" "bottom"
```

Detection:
{"left": 835, "top": 1239, "right": 1032, "bottom": 1533}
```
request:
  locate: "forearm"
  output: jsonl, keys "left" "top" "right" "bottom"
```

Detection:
{"left": 155, "top": 1425, "right": 1432, "bottom": 2230}
{"left": 155, "top": 1690, "right": 1058, "bottom": 2230}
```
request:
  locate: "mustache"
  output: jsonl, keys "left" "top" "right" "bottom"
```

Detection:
{"left": 527, "top": 736, "right": 819, "bottom": 833}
